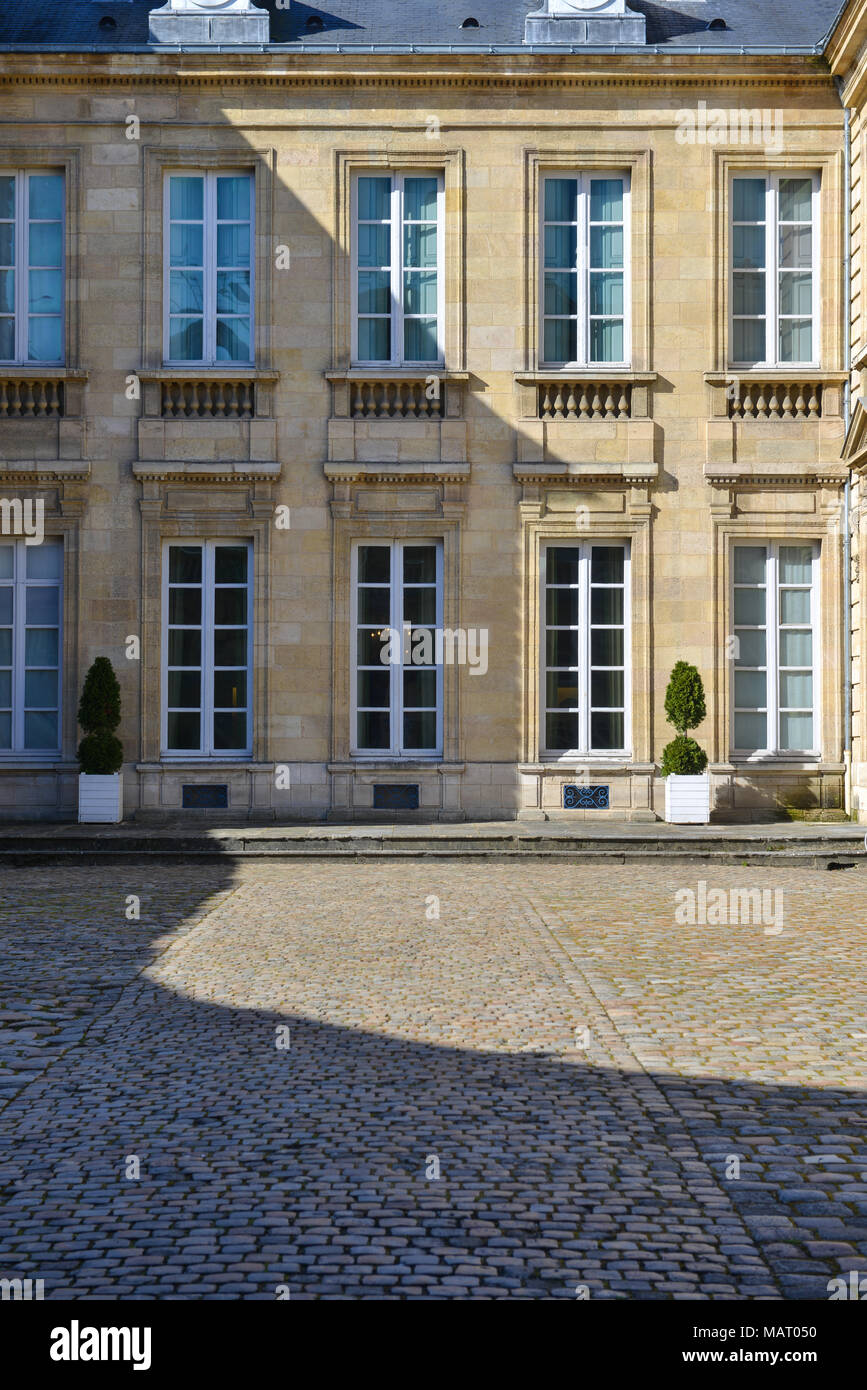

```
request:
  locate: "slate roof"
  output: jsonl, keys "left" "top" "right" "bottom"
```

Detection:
{"left": 0, "top": 0, "right": 846, "bottom": 53}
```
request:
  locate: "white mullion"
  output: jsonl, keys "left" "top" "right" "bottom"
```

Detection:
{"left": 579, "top": 542, "right": 591, "bottom": 755}
{"left": 767, "top": 544, "right": 780, "bottom": 754}
{"left": 245, "top": 541, "right": 253, "bottom": 756}
{"left": 16, "top": 172, "right": 26, "bottom": 364}
{"left": 205, "top": 173, "right": 217, "bottom": 366}
{"left": 392, "top": 176, "right": 402, "bottom": 368}
{"left": 767, "top": 177, "right": 778, "bottom": 368}
{"left": 392, "top": 539, "right": 401, "bottom": 754}
{"left": 436, "top": 175, "right": 445, "bottom": 366}
{"left": 202, "top": 541, "right": 215, "bottom": 756}
{"left": 13, "top": 542, "right": 23, "bottom": 750}
{"left": 579, "top": 175, "right": 590, "bottom": 369}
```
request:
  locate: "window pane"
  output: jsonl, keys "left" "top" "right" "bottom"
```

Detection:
{"left": 404, "top": 269, "right": 437, "bottom": 315}
{"left": 590, "top": 225, "right": 623, "bottom": 269}
{"left": 28, "top": 317, "right": 62, "bottom": 363}
{"left": 358, "top": 669, "right": 389, "bottom": 707}
{"left": 780, "top": 671, "right": 812, "bottom": 707}
{"left": 169, "top": 545, "right": 202, "bottom": 583}
{"left": 0, "top": 176, "right": 14, "bottom": 220}
{"left": 590, "top": 179, "right": 623, "bottom": 222}
{"left": 169, "top": 317, "right": 203, "bottom": 361}
{"left": 29, "top": 223, "right": 62, "bottom": 268}
{"left": 546, "top": 586, "right": 579, "bottom": 626}
{"left": 779, "top": 178, "right": 812, "bottom": 222}
{"left": 544, "top": 272, "right": 577, "bottom": 315}
{"left": 406, "top": 628, "right": 435, "bottom": 666}
{"left": 0, "top": 546, "right": 13, "bottom": 579}
{"left": 779, "top": 629, "right": 812, "bottom": 665}
{"left": 591, "top": 711, "right": 623, "bottom": 749}
{"left": 733, "top": 588, "right": 766, "bottom": 625}
{"left": 779, "top": 225, "right": 812, "bottom": 270}
{"left": 546, "top": 672, "right": 578, "bottom": 709}
{"left": 780, "top": 589, "right": 810, "bottom": 624}
{"left": 591, "top": 587, "right": 624, "bottom": 624}
{"left": 26, "top": 587, "right": 58, "bottom": 624}
{"left": 358, "top": 270, "right": 390, "bottom": 314}
{"left": 216, "top": 176, "right": 251, "bottom": 221}
{"left": 25, "top": 629, "right": 57, "bottom": 665}
{"left": 779, "top": 319, "right": 812, "bottom": 362}
{"left": 732, "top": 318, "right": 765, "bottom": 362}
{"left": 167, "top": 671, "right": 201, "bottom": 708}
{"left": 403, "top": 710, "right": 437, "bottom": 749}
{"left": 213, "top": 711, "right": 247, "bottom": 750}
{"left": 544, "top": 225, "right": 577, "bottom": 268}
{"left": 28, "top": 268, "right": 62, "bottom": 314}
{"left": 779, "top": 272, "right": 812, "bottom": 316}
{"left": 735, "top": 711, "right": 767, "bottom": 748}
{"left": 403, "top": 587, "right": 436, "bottom": 625}
{"left": 404, "top": 177, "right": 438, "bottom": 222}
{"left": 733, "top": 224, "right": 765, "bottom": 270}
{"left": 779, "top": 546, "right": 813, "bottom": 585}
{"left": 591, "top": 628, "right": 623, "bottom": 665}
{"left": 170, "top": 222, "right": 203, "bottom": 267}
{"left": 24, "top": 670, "right": 57, "bottom": 707}
{"left": 734, "top": 547, "right": 767, "bottom": 583}
{"left": 591, "top": 670, "right": 624, "bottom": 707}
{"left": 357, "top": 629, "right": 388, "bottom": 666}
{"left": 214, "top": 588, "right": 247, "bottom": 625}
{"left": 213, "top": 670, "right": 247, "bottom": 709}
{"left": 590, "top": 319, "right": 623, "bottom": 362}
{"left": 404, "top": 317, "right": 438, "bottom": 362}
{"left": 0, "top": 270, "right": 13, "bottom": 314}
{"left": 217, "top": 222, "right": 251, "bottom": 268}
{"left": 780, "top": 712, "right": 813, "bottom": 750}
{"left": 0, "top": 590, "right": 10, "bottom": 623}
{"left": 0, "top": 671, "right": 10, "bottom": 705}
{"left": 358, "top": 587, "right": 389, "bottom": 625}
{"left": 26, "top": 543, "right": 62, "bottom": 581}
{"left": 167, "top": 710, "right": 200, "bottom": 750}
{"left": 0, "top": 226, "right": 12, "bottom": 267}
{"left": 544, "top": 178, "right": 577, "bottom": 222}
{"left": 357, "top": 709, "right": 390, "bottom": 749}
{"left": 735, "top": 629, "right": 766, "bottom": 666}
{"left": 590, "top": 271, "right": 623, "bottom": 316}
{"left": 0, "top": 630, "right": 11, "bottom": 665}
{"left": 357, "top": 317, "right": 389, "bottom": 361}
{"left": 216, "top": 270, "right": 250, "bottom": 315}
{"left": 544, "top": 318, "right": 576, "bottom": 364}
{"left": 359, "top": 546, "right": 390, "bottom": 584}
{"left": 547, "top": 629, "right": 579, "bottom": 667}
{"left": 358, "top": 223, "right": 390, "bottom": 268}
{"left": 403, "top": 668, "right": 436, "bottom": 707}
{"left": 213, "top": 630, "right": 246, "bottom": 666}
{"left": 591, "top": 547, "right": 624, "bottom": 584}
{"left": 170, "top": 269, "right": 203, "bottom": 314}
{"left": 170, "top": 176, "right": 204, "bottom": 221}
{"left": 403, "top": 546, "right": 436, "bottom": 584}
{"left": 0, "top": 711, "right": 10, "bottom": 748}
{"left": 29, "top": 174, "right": 63, "bottom": 221}
{"left": 547, "top": 548, "right": 581, "bottom": 585}
{"left": 24, "top": 710, "right": 57, "bottom": 749}
{"left": 732, "top": 273, "right": 765, "bottom": 315}
{"left": 214, "top": 546, "right": 247, "bottom": 584}
{"left": 404, "top": 224, "right": 437, "bottom": 268}
{"left": 168, "top": 588, "right": 201, "bottom": 625}
{"left": 0, "top": 318, "right": 13, "bottom": 361}
{"left": 168, "top": 628, "right": 201, "bottom": 666}
{"left": 546, "top": 712, "right": 580, "bottom": 750}
{"left": 735, "top": 670, "right": 766, "bottom": 707}
{"left": 358, "top": 177, "right": 391, "bottom": 222}
{"left": 733, "top": 178, "right": 766, "bottom": 222}
{"left": 216, "top": 317, "right": 251, "bottom": 361}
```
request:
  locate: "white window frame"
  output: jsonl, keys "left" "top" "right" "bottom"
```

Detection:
{"left": 351, "top": 170, "right": 445, "bottom": 368}
{"left": 729, "top": 171, "right": 821, "bottom": 370}
{"left": 0, "top": 537, "right": 63, "bottom": 758}
{"left": 161, "top": 539, "right": 253, "bottom": 759}
{"left": 539, "top": 170, "right": 631, "bottom": 371}
{"left": 731, "top": 540, "right": 820, "bottom": 759}
{"left": 539, "top": 541, "right": 631, "bottom": 758}
{"left": 162, "top": 169, "right": 255, "bottom": 367}
{"left": 351, "top": 538, "right": 444, "bottom": 758}
{"left": 0, "top": 169, "right": 65, "bottom": 366}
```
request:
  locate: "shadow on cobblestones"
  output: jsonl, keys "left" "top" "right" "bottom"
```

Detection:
{"left": 0, "top": 860, "right": 866, "bottom": 1300}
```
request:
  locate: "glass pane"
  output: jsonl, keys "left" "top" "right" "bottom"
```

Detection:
{"left": 168, "top": 588, "right": 201, "bottom": 625}
{"left": 590, "top": 318, "right": 623, "bottom": 362}
{"left": 779, "top": 319, "right": 812, "bottom": 363}
{"left": 779, "top": 546, "right": 813, "bottom": 585}
{"left": 591, "top": 670, "right": 624, "bottom": 707}
{"left": 590, "top": 179, "right": 623, "bottom": 222}
{"left": 0, "top": 176, "right": 14, "bottom": 220}
{"left": 170, "top": 222, "right": 203, "bottom": 267}
{"left": 168, "top": 628, "right": 201, "bottom": 666}
{"left": 358, "top": 270, "right": 391, "bottom": 314}
{"left": 29, "top": 222, "right": 62, "bottom": 268}
{"left": 0, "top": 590, "right": 11, "bottom": 624}
{"left": 403, "top": 668, "right": 436, "bottom": 707}
{"left": 0, "top": 711, "right": 9, "bottom": 748}
{"left": 404, "top": 317, "right": 437, "bottom": 362}
{"left": 733, "top": 588, "right": 766, "bottom": 625}
{"left": 779, "top": 272, "right": 812, "bottom": 316}
{"left": 214, "top": 588, "right": 247, "bottom": 625}
{"left": 26, "top": 543, "right": 62, "bottom": 580}
{"left": 591, "top": 547, "right": 624, "bottom": 584}
{"left": 0, "top": 630, "right": 11, "bottom": 665}
{"left": 358, "top": 587, "right": 390, "bottom": 625}
{"left": 732, "top": 273, "right": 765, "bottom": 315}
{"left": 28, "top": 269, "right": 62, "bottom": 313}
{"left": 547, "top": 629, "right": 579, "bottom": 667}
{"left": 0, "top": 270, "right": 13, "bottom": 314}
{"left": 28, "top": 317, "right": 62, "bottom": 363}
{"left": 735, "top": 670, "right": 766, "bottom": 708}
{"left": 406, "top": 628, "right": 434, "bottom": 666}
{"left": 590, "top": 271, "right": 623, "bottom": 316}
{"left": 780, "top": 712, "right": 813, "bottom": 750}
{"left": 779, "top": 178, "right": 812, "bottom": 222}
{"left": 358, "top": 177, "right": 391, "bottom": 222}
{"left": 734, "top": 711, "right": 767, "bottom": 749}
{"left": 357, "top": 629, "right": 388, "bottom": 666}
{"left": 735, "top": 629, "right": 767, "bottom": 666}
{"left": 24, "top": 710, "right": 57, "bottom": 749}
{"left": 0, "top": 545, "right": 13, "bottom": 579}
{"left": 544, "top": 179, "right": 577, "bottom": 223}
{"left": 24, "top": 670, "right": 57, "bottom": 707}
{"left": 169, "top": 317, "right": 203, "bottom": 361}
{"left": 547, "top": 548, "right": 581, "bottom": 585}
{"left": 732, "top": 318, "right": 765, "bottom": 362}
{"left": 358, "top": 223, "right": 390, "bottom": 268}
{"left": 546, "top": 672, "right": 578, "bottom": 709}
{"left": 404, "top": 268, "right": 437, "bottom": 315}
{"left": 590, "top": 225, "right": 623, "bottom": 269}
{"left": 359, "top": 546, "right": 390, "bottom": 584}
{"left": 216, "top": 176, "right": 251, "bottom": 221}
{"left": 167, "top": 710, "right": 200, "bottom": 750}
{"left": 213, "top": 630, "right": 246, "bottom": 666}
{"left": 779, "top": 629, "right": 812, "bottom": 666}
{"left": 591, "top": 628, "right": 624, "bottom": 665}
{"left": 0, "top": 226, "right": 12, "bottom": 268}
{"left": 167, "top": 670, "right": 201, "bottom": 708}
{"left": 403, "top": 710, "right": 437, "bottom": 749}
{"left": 169, "top": 545, "right": 202, "bottom": 583}
{"left": 404, "top": 177, "right": 438, "bottom": 222}
{"left": 217, "top": 222, "right": 251, "bottom": 268}
{"left": 0, "top": 671, "right": 10, "bottom": 705}
{"left": 213, "top": 670, "right": 247, "bottom": 709}
{"left": 780, "top": 671, "right": 812, "bottom": 707}
{"left": 546, "top": 586, "right": 579, "bottom": 626}
{"left": 403, "top": 587, "right": 437, "bottom": 625}
{"left": 357, "top": 709, "right": 390, "bottom": 749}
{"left": 213, "top": 711, "right": 247, "bottom": 750}
{"left": 590, "top": 587, "right": 624, "bottom": 625}
{"left": 357, "top": 317, "right": 390, "bottom": 362}
{"left": 543, "top": 318, "right": 576, "bottom": 364}
{"left": 544, "top": 225, "right": 577, "bottom": 268}
{"left": 733, "top": 224, "right": 765, "bottom": 270}
{"left": 216, "top": 317, "right": 251, "bottom": 362}
{"left": 26, "top": 587, "right": 58, "bottom": 624}
{"left": 779, "top": 225, "right": 812, "bottom": 270}
{"left": 170, "top": 269, "right": 203, "bottom": 314}
{"left": 404, "top": 224, "right": 437, "bottom": 268}
{"left": 169, "top": 176, "right": 204, "bottom": 221}
{"left": 214, "top": 546, "right": 248, "bottom": 583}
{"left": 733, "top": 178, "right": 766, "bottom": 222}
{"left": 29, "top": 174, "right": 63, "bottom": 221}
{"left": 780, "top": 589, "right": 810, "bottom": 625}
{"left": 216, "top": 270, "right": 250, "bottom": 315}
{"left": 25, "top": 629, "right": 57, "bottom": 665}
{"left": 544, "top": 272, "right": 577, "bottom": 316}
{"left": 546, "top": 712, "right": 580, "bottom": 751}
{"left": 357, "top": 669, "right": 390, "bottom": 707}
{"left": 734, "top": 547, "right": 767, "bottom": 583}
{"left": 0, "top": 319, "right": 13, "bottom": 362}
{"left": 403, "top": 546, "right": 436, "bottom": 584}
{"left": 591, "top": 711, "right": 623, "bottom": 749}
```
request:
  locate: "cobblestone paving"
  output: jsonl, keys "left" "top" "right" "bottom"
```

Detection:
{"left": 0, "top": 859, "right": 866, "bottom": 1300}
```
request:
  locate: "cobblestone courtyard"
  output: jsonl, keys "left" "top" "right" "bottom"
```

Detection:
{"left": 1, "top": 858, "right": 866, "bottom": 1300}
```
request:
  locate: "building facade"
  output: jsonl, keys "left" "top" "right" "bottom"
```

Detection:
{"left": 0, "top": 0, "right": 859, "bottom": 822}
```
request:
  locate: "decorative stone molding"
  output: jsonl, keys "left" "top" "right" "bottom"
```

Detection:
{"left": 524, "top": 0, "right": 646, "bottom": 47}
{"left": 136, "top": 370, "right": 278, "bottom": 464}
{"left": 148, "top": 0, "right": 269, "bottom": 47}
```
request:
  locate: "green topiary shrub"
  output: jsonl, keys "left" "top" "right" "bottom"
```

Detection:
{"left": 660, "top": 660, "right": 708, "bottom": 777}
{"left": 77, "top": 657, "right": 123, "bottom": 775}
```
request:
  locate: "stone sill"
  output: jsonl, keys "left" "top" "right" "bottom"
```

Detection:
{"left": 329, "top": 762, "right": 465, "bottom": 775}
{"left": 138, "top": 369, "right": 278, "bottom": 382}
{"left": 326, "top": 370, "right": 469, "bottom": 382}
{"left": 522, "top": 761, "right": 653, "bottom": 772}
{"left": 137, "top": 762, "right": 274, "bottom": 772}
{"left": 132, "top": 460, "right": 280, "bottom": 482}
{"left": 711, "top": 760, "right": 842, "bottom": 773}
{"left": 0, "top": 461, "right": 90, "bottom": 480}
{"left": 514, "top": 460, "right": 657, "bottom": 483}
{"left": 704, "top": 461, "right": 847, "bottom": 484}
{"left": 515, "top": 371, "right": 656, "bottom": 383}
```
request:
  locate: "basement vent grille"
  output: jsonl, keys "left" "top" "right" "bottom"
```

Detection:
{"left": 182, "top": 784, "right": 229, "bottom": 810}
{"left": 373, "top": 784, "right": 420, "bottom": 810}
{"left": 563, "top": 784, "right": 610, "bottom": 810}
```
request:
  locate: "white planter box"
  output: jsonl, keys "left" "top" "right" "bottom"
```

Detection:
{"left": 78, "top": 773, "right": 123, "bottom": 824}
{"left": 664, "top": 773, "right": 710, "bottom": 825}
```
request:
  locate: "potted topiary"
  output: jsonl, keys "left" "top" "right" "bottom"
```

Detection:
{"left": 661, "top": 660, "right": 710, "bottom": 824}
{"left": 77, "top": 656, "right": 124, "bottom": 823}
